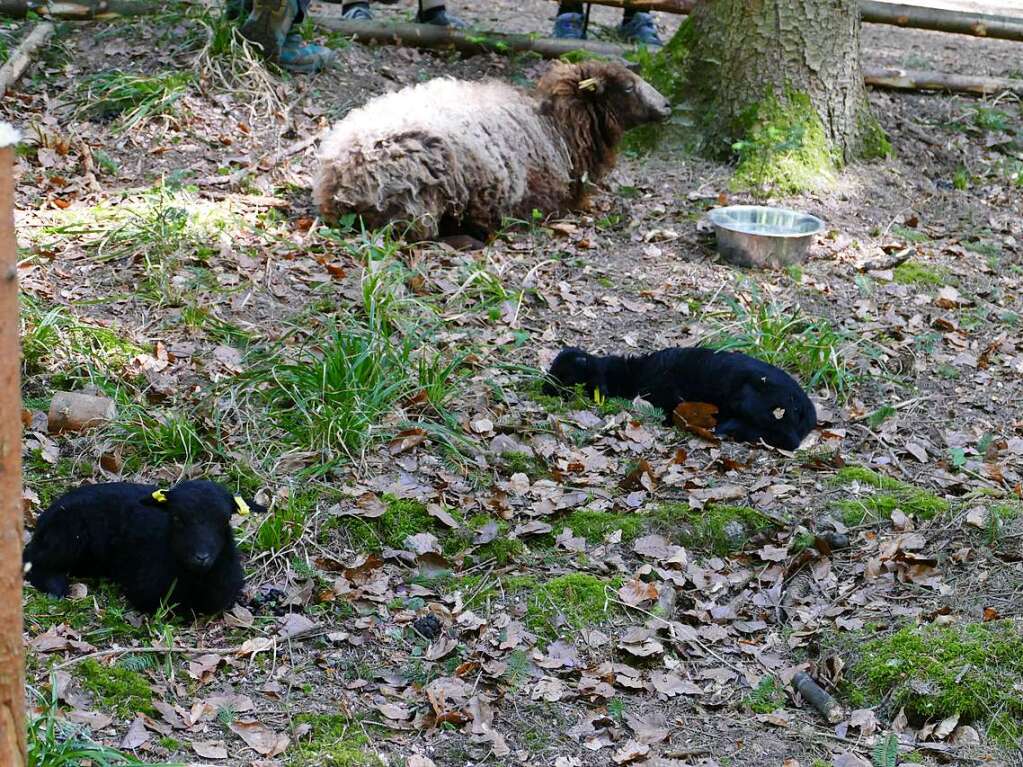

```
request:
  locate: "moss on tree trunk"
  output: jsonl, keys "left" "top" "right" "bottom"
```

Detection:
{"left": 635, "top": 0, "right": 890, "bottom": 194}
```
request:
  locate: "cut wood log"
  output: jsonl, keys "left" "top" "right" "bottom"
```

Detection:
{"left": 863, "top": 65, "right": 1023, "bottom": 97}
{"left": 0, "top": 123, "right": 25, "bottom": 767}
{"left": 311, "top": 16, "right": 633, "bottom": 61}
{"left": 0, "top": 22, "right": 53, "bottom": 95}
{"left": 0, "top": 0, "right": 157, "bottom": 19}
{"left": 792, "top": 671, "right": 844, "bottom": 724}
{"left": 48, "top": 391, "right": 117, "bottom": 433}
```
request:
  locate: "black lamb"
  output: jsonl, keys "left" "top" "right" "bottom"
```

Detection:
{"left": 543, "top": 346, "right": 817, "bottom": 450}
{"left": 23, "top": 480, "right": 260, "bottom": 615}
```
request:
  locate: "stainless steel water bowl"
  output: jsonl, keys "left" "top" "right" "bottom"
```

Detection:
{"left": 707, "top": 205, "right": 825, "bottom": 269}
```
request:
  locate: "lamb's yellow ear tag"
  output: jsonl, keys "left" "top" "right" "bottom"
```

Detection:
{"left": 151, "top": 489, "right": 168, "bottom": 503}
{"left": 233, "top": 496, "right": 250, "bottom": 516}
{"left": 578, "top": 77, "right": 601, "bottom": 92}
{"left": 593, "top": 388, "right": 605, "bottom": 406}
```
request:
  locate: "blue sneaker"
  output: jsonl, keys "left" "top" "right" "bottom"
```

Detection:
{"left": 280, "top": 32, "right": 334, "bottom": 73}
{"left": 240, "top": 0, "right": 296, "bottom": 62}
{"left": 415, "top": 8, "right": 466, "bottom": 28}
{"left": 341, "top": 3, "right": 372, "bottom": 20}
{"left": 620, "top": 11, "right": 662, "bottom": 46}
{"left": 552, "top": 11, "right": 584, "bottom": 39}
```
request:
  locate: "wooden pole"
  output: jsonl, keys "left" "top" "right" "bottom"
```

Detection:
{"left": 863, "top": 64, "right": 1023, "bottom": 96}
{"left": 0, "top": 124, "right": 25, "bottom": 767}
{"left": 0, "top": 0, "right": 157, "bottom": 19}
{"left": 0, "top": 22, "right": 54, "bottom": 96}
{"left": 311, "top": 17, "right": 634, "bottom": 60}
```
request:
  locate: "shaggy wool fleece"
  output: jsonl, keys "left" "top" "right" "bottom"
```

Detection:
{"left": 313, "top": 61, "right": 670, "bottom": 240}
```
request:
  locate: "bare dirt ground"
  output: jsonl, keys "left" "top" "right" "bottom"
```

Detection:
{"left": 6, "top": 1, "right": 1023, "bottom": 766}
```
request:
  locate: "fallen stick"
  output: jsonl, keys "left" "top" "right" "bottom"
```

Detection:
{"left": 0, "top": 22, "right": 53, "bottom": 95}
{"left": 792, "top": 671, "right": 844, "bottom": 724}
{"left": 0, "top": 0, "right": 156, "bottom": 19}
{"left": 311, "top": 16, "right": 633, "bottom": 61}
{"left": 863, "top": 64, "right": 1023, "bottom": 96}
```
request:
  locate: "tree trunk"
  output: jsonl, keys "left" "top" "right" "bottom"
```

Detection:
{"left": 0, "top": 125, "right": 25, "bottom": 767}
{"left": 643, "top": 0, "right": 887, "bottom": 193}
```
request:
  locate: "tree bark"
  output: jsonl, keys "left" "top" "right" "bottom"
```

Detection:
{"left": 683, "top": 0, "right": 874, "bottom": 161}
{"left": 0, "top": 125, "right": 25, "bottom": 767}
{"left": 0, "top": 0, "right": 157, "bottom": 19}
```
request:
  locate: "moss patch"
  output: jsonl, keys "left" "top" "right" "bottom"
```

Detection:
{"left": 859, "top": 112, "right": 893, "bottom": 160}
{"left": 744, "top": 675, "right": 786, "bottom": 714}
{"left": 77, "top": 659, "right": 155, "bottom": 719}
{"left": 288, "top": 714, "right": 383, "bottom": 767}
{"left": 832, "top": 466, "right": 949, "bottom": 524}
{"left": 648, "top": 503, "right": 777, "bottom": 555}
{"left": 443, "top": 516, "right": 524, "bottom": 565}
{"left": 730, "top": 89, "right": 837, "bottom": 196}
{"left": 340, "top": 496, "right": 448, "bottom": 552}
{"left": 559, "top": 509, "right": 645, "bottom": 544}
{"left": 892, "top": 261, "right": 950, "bottom": 286}
{"left": 847, "top": 621, "right": 1023, "bottom": 744}
{"left": 507, "top": 573, "right": 622, "bottom": 640}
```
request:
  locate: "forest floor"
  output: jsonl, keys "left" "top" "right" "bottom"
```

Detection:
{"left": 5, "top": 1, "right": 1023, "bottom": 766}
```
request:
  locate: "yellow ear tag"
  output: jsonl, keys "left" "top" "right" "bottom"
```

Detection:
{"left": 151, "top": 489, "right": 168, "bottom": 503}
{"left": 578, "top": 77, "right": 600, "bottom": 91}
{"left": 234, "top": 496, "right": 250, "bottom": 516}
{"left": 593, "top": 388, "right": 605, "bottom": 406}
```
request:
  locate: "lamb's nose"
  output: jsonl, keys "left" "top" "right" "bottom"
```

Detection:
{"left": 192, "top": 553, "right": 213, "bottom": 568}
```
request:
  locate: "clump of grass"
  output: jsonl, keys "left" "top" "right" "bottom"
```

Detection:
{"left": 289, "top": 714, "right": 384, "bottom": 767}
{"left": 111, "top": 407, "right": 212, "bottom": 471}
{"left": 28, "top": 676, "right": 173, "bottom": 767}
{"left": 254, "top": 491, "right": 319, "bottom": 553}
{"left": 846, "top": 621, "right": 1023, "bottom": 744}
{"left": 77, "top": 659, "right": 155, "bottom": 719}
{"left": 892, "top": 261, "right": 950, "bottom": 286}
{"left": 832, "top": 465, "right": 949, "bottom": 524}
{"left": 74, "top": 71, "right": 193, "bottom": 133}
{"left": 339, "top": 496, "right": 440, "bottom": 552}
{"left": 744, "top": 676, "right": 786, "bottom": 714}
{"left": 506, "top": 572, "right": 622, "bottom": 640}
{"left": 704, "top": 298, "right": 856, "bottom": 399}
{"left": 648, "top": 502, "right": 776, "bottom": 555}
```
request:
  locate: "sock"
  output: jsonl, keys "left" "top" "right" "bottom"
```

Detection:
{"left": 558, "top": 2, "right": 584, "bottom": 14}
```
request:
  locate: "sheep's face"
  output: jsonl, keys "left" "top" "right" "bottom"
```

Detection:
{"left": 543, "top": 347, "right": 601, "bottom": 396}
{"left": 600, "top": 68, "right": 672, "bottom": 130}
{"left": 149, "top": 481, "right": 240, "bottom": 573}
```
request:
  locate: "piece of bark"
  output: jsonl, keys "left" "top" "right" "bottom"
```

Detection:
{"left": 48, "top": 391, "right": 117, "bottom": 433}
{"left": 0, "top": 0, "right": 157, "bottom": 19}
{"left": 792, "top": 671, "right": 844, "bottom": 724}
{"left": 863, "top": 65, "right": 1023, "bottom": 97}
{"left": 0, "top": 22, "right": 54, "bottom": 95}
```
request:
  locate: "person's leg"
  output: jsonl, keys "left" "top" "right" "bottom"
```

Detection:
{"left": 619, "top": 8, "right": 663, "bottom": 46}
{"left": 340, "top": 0, "right": 372, "bottom": 19}
{"left": 416, "top": 0, "right": 466, "bottom": 27}
{"left": 552, "top": 1, "right": 585, "bottom": 38}
{"left": 240, "top": 0, "right": 334, "bottom": 72}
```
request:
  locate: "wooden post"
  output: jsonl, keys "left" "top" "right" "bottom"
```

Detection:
{"left": 0, "top": 123, "right": 25, "bottom": 767}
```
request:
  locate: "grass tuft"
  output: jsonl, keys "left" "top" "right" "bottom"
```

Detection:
{"left": 74, "top": 71, "right": 193, "bottom": 133}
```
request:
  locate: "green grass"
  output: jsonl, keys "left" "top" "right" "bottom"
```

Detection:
{"left": 111, "top": 407, "right": 212, "bottom": 471}
{"left": 831, "top": 465, "right": 949, "bottom": 524}
{"left": 892, "top": 261, "right": 950, "bottom": 286}
{"left": 648, "top": 503, "right": 777, "bottom": 555}
{"left": 77, "top": 659, "right": 156, "bottom": 720}
{"left": 338, "top": 496, "right": 439, "bottom": 552}
{"left": 74, "top": 71, "right": 193, "bottom": 133}
{"left": 559, "top": 509, "right": 645, "bottom": 544}
{"left": 506, "top": 573, "right": 622, "bottom": 640}
{"left": 847, "top": 622, "right": 1023, "bottom": 745}
{"left": 288, "top": 714, "right": 383, "bottom": 767}
{"left": 744, "top": 675, "right": 786, "bottom": 714}
{"left": 704, "top": 298, "right": 855, "bottom": 399}
{"left": 253, "top": 491, "right": 320, "bottom": 553}
{"left": 28, "top": 677, "right": 178, "bottom": 767}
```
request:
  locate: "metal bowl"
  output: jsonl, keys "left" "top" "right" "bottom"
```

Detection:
{"left": 706, "top": 205, "right": 825, "bottom": 269}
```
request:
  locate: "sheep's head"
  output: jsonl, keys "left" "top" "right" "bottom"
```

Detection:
{"left": 145, "top": 480, "right": 259, "bottom": 573}
{"left": 543, "top": 346, "right": 602, "bottom": 397}
{"left": 537, "top": 61, "right": 671, "bottom": 130}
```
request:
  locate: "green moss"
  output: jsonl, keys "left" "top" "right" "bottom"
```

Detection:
{"left": 859, "top": 113, "right": 893, "bottom": 160}
{"left": 340, "top": 495, "right": 444, "bottom": 552}
{"left": 288, "top": 714, "right": 383, "bottom": 767}
{"left": 648, "top": 503, "right": 777, "bottom": 555}
{"left": 730, "top": 89, "right": 837, "bottom": 196}
{"left": 561, "top": 509, "right": 645, "bottom": 544}
{"left": 507, "top": 573, "right": 622, "bottom": 640}
{"left": 158, "top": 737, "right": 183, "bottom": 751}
{"left": 847, "top": 621, "right": 1023, "bottom": 744}
{"left": 499, "top": 451, "right": 548, "bottom": 481}
{"left": 832, "top": 466, "right": 949, "bottom": 524}
{"left": 744, "top": 676, "right": 786, "bottom": 714}
{"left": 77, "top": 659, "right": 155, "bottom": 719}
{"left": 442, "top": 516, "right": 524, "bottom": 564}
{"left": 892, "top": 261, "right": 949, "bottom": 286}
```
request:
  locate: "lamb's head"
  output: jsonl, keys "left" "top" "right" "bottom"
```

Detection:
{"left": 537, "top": 60, "right": 671, "bottom": 131}
{"left": 543, "top": 346, "right": 603, "bottom": 397}
{"left": 145, "top": 480, "right": 258, "bottom": 573}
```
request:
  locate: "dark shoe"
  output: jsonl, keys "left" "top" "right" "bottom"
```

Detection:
{"left": 619, "top": 11, "right": 662, "bottom": 46}
{"left": 552, "top": 11, "right": 584, "bottom": 39}
{"left": 341, "top": 3, "right": 373, "bottom": 20}
{"left": 415, "top": 8, "right": 466, "bottom": 28}
{"left": 240, "top": 0, "right": 297, "bottom": 62}
{"left": 280, "top": 32, "right": 334, "bottom": 73}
